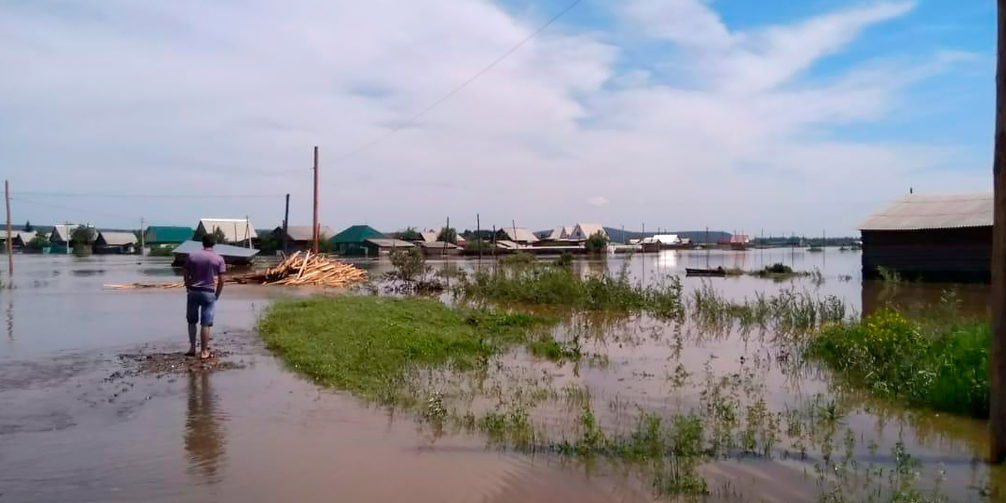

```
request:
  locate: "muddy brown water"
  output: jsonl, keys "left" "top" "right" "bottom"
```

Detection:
{"left": 0, "top": 252, "right": 1000, "bottom": 502}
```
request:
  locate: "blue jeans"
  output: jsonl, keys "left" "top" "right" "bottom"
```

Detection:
{"left": 186, "top": 290, "right": 217, "bottom": 327}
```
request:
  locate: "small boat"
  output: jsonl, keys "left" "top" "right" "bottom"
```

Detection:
{"left": 686, "top": 267, "right": 727, "bottom": 277}
{"left": 807, "top": 245, "right": 823, "bottom": 253}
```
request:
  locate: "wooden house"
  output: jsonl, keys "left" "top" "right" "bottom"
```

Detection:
{"left": 860, "top": 193, "right": 991, "bottom": 282}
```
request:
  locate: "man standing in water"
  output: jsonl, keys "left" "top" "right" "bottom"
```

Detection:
{"left": 183, "top": 234, "right": 225, "bottom": 359}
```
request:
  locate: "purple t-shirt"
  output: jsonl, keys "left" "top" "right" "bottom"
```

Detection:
{"left": 185, "top": 248, "right": 226, "bottom": 292}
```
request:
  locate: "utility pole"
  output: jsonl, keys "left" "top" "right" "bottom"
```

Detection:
{"left": 444, "top": 216, "right": 450, "bottom": 258}
{"left": 140, "top": 217, "right": 145, "bottom": 257}
{"left": 312, "top": 146, "right": 320, "bottom": 254}
{"left": 992, "top": 0, "right": 1006, "bottom": 464}
{"left": 512, "top": 220, "right": 518, "bottom": 249}
{"left": 245, "top": 216, "right": 251, "bottom": 249}
{"left": 5, "top": 181, "right": 12, "bottom": 275}
{"left": 476, "top": 213, "right": 482, "bottom": 262}
{"left": 283, "top": 193, "right": 290, "bottom": 255}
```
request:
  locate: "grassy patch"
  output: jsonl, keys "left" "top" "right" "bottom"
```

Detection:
{"left": 258, "top": 296, "right": 552, "bottom": 403}
{"left": 455, "top": 262, "right": 684, "bottom": 319}
{"left": 806, "top": 309, "right": 989, "bottom": 418}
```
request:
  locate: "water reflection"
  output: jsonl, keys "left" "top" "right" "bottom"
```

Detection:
{"left": 184, "top": 372, "right": 226, "bottom": 485}
{"left": 6, "top": 295, "right": 12, "bottom": 341}
{"left": 860, "top": 280, "right": 989, "bottom": 317}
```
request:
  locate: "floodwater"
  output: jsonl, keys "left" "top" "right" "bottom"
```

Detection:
{"left": 0, "top": 250, "right": 999, "bottom": 502}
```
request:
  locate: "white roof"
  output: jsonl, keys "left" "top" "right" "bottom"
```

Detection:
{"left": 365, "top": 238, "right": 415, "bottom": 248}
{"left": 199, "top": 218, "right": 257, "bottom": 242}
{"left": 419, "top": 231, "right": 439, "bottom": 243}
{"left": 541, "top": 226, "right": 570, "bottom": 240}
{"left": 51, "top": 224, "right": 82, "bottom": 242}
{"left": 0, "top": 230, "right": 35, "bottom": 242}
{"left": 97, "top": 231, "right": 138, "bottom": 246}
{"left": 859, "top": 193, "right": 992, "bottom": 231}
{"left": 653, "top": 234, "right": 680, "bottom": 244}
{"left": 500, "top": 227, "right": 539, "bottom": 243}
{"left": 573, "top": 223, "right": 607, "bottom": 239}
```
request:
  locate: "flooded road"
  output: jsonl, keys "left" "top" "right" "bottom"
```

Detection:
{"left": 0, "top": 251, "right": 1000, "bottom": 502}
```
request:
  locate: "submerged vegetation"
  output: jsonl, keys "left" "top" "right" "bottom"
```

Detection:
{"left": 259, "top": 258, "right": 985, "bottom": 501}
{"left": 807, "top": 309, "right": 990, "bottom": 418}
{"left": 259, "top": 296, "right": 553, "bottom": 403}
{"left": 455, "top": 260, "right": 685, "bottom": 319}
{"left": 689, "top": 282, "right": 847, "bottom": 334}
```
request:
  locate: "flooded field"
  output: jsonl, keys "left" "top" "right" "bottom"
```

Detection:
{"left": 0, "top": 250, "right": 1001, "bottom": 502}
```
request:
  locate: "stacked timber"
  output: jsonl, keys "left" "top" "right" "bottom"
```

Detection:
{"left": 104, "top": 251, "right": 366, "bottom": 289}
{"left": 238, "top": 251, "right": 366, "bottom": 287}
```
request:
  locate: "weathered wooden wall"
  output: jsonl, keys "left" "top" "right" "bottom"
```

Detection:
{"left": 861, "top": 227, "right": 992, "bottom": 282}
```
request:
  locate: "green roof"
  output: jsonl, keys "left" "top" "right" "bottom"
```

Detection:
{"left": 331, "top": 225, "right": 387, "bottom": 244}
{"left": 144, "top": 226, "right": 193, "bottom": 244}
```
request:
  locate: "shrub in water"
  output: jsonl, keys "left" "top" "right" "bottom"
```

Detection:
{"left": 807, "top": 309, "right": 989, "bottom": 418}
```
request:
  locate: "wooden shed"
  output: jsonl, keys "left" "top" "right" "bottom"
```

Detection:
{"left": 859, "top": 193, "right": 991, "bottom": 282}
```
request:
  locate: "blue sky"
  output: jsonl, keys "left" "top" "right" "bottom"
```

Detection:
{"left": 0, "top": 0, "right": 996, "bottom": 235}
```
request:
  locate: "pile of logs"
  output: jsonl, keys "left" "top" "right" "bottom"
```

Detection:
{"left": 237, "top": 251, "right": 367, "bottom": 287}
{"left": 104, "top": 251, "right": 366, "bottom": 290}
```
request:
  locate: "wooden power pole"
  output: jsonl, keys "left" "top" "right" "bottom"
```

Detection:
{"left": 5, "top": 180, "right": 12, "bottom": 275}
{"left": 312, "top": 146, "right": 320, "bottom": 254}
{"left": 994, "top": 0, "right": 1006, "bottom": 465}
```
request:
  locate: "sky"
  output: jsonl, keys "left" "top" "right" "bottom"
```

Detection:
{"left": 0, "top": 0, "right": 995, "bottom": 236}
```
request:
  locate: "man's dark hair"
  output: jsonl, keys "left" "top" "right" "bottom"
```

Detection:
{"left": 202, "top": 234, "right": 216, "bottom": 248}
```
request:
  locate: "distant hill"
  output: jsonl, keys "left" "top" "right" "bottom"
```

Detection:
{"left": 604, "top": 227, "right": 730, "bottom": 244}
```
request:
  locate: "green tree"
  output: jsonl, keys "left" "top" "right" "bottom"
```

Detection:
{"left": 396, "top": 227, "right": 422, "bottom": 241}
{"left": 584, "top": 231, "right": 608, "bottom": 254}
{"left": 318, "top": 233, "right": 334, "bottom": 253}
{"left": 71, "top": 225, "right": 96, "bottom": 256}
{"left": 388, "top": 247, "right": 427, "bottom": 282}
{"left": 23, "top": 220, "right": 32, "bottom": 232}
{"left": 71, "top": 225, "right": 96, "bottom": 245}
{"left": 212, "top": 227, "right": 227, "bottom": 244}
{"left": 29, "top": 230, "right": 49, "bottom": 249}
{"left": 437, "top": 226, "right": 458, "bottom": 244}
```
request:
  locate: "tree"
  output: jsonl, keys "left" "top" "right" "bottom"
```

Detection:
{"left": 29, "top": 230, "right": 49, "bottom": 249}
{"left": 212, "top": 227, "right": 227, "bottom": 244}
{"left": 71, "top": 225, "right": 96, "bottom": 245}
{"left": 396, "top": 227, "right": 422, "bottom": 241}
{"left": 584, "top": 231, "right": 608, "bottom": 254}
{"left": 388, "top": 247, "right": 427, "bottom": 283}
{"left": 437, "top": 226, "right": 458, "bottom": 244}
{"left": 318, "top": 233, "right": 334, "bottom": 253}
{"left": 23, "top": 221, "right": 32, "bottom": 232}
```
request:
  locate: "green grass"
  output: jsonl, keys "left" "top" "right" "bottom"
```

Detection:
{"left": 455, "top": 262, "right": 684, "bottom": 319}
{"left": 258, "top": 296, "right": 552, "bottom": 403}
{"left": 806, "top": 309, "right": 990, "bottom": 418}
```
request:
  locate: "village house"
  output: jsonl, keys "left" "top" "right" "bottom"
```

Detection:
{"left": 331, "top": 225, "right": 388, "bottom": 256}
{"left": 272, "top": 225, "right": 335, "bottom": 252}
{"left": 496, "top": 227, "right": 539, "bottom": 245}
{"left": 143, "top": 226, "right": 193, "bottom": 247}
{"left": 568, "top": 223, "right": 607, "bottom": 242}
{"left": 93, "top": 231, "right": 138, "bottom": 254}
{"left": 193, "top": 218, "right": 257, "bottom": 245}
{"left": 859, "top": 193, "right": 991, "bottom": 282}
{"left": 0, "top": 230, "right": 36, "bottom": 252}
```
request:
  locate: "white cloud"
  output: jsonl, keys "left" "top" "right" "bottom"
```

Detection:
{"left": 0, "top": 0, "right": 983, "bottom": 235}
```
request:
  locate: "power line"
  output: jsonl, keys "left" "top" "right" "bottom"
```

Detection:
{"left": 13, "top": 191, "right": 284, "bottom": 199}
{"left": 332, "top": 0, "right": 587, "bottom": 162}
{"left": 12, "top": 196, "right": 140, "bottom": 221}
